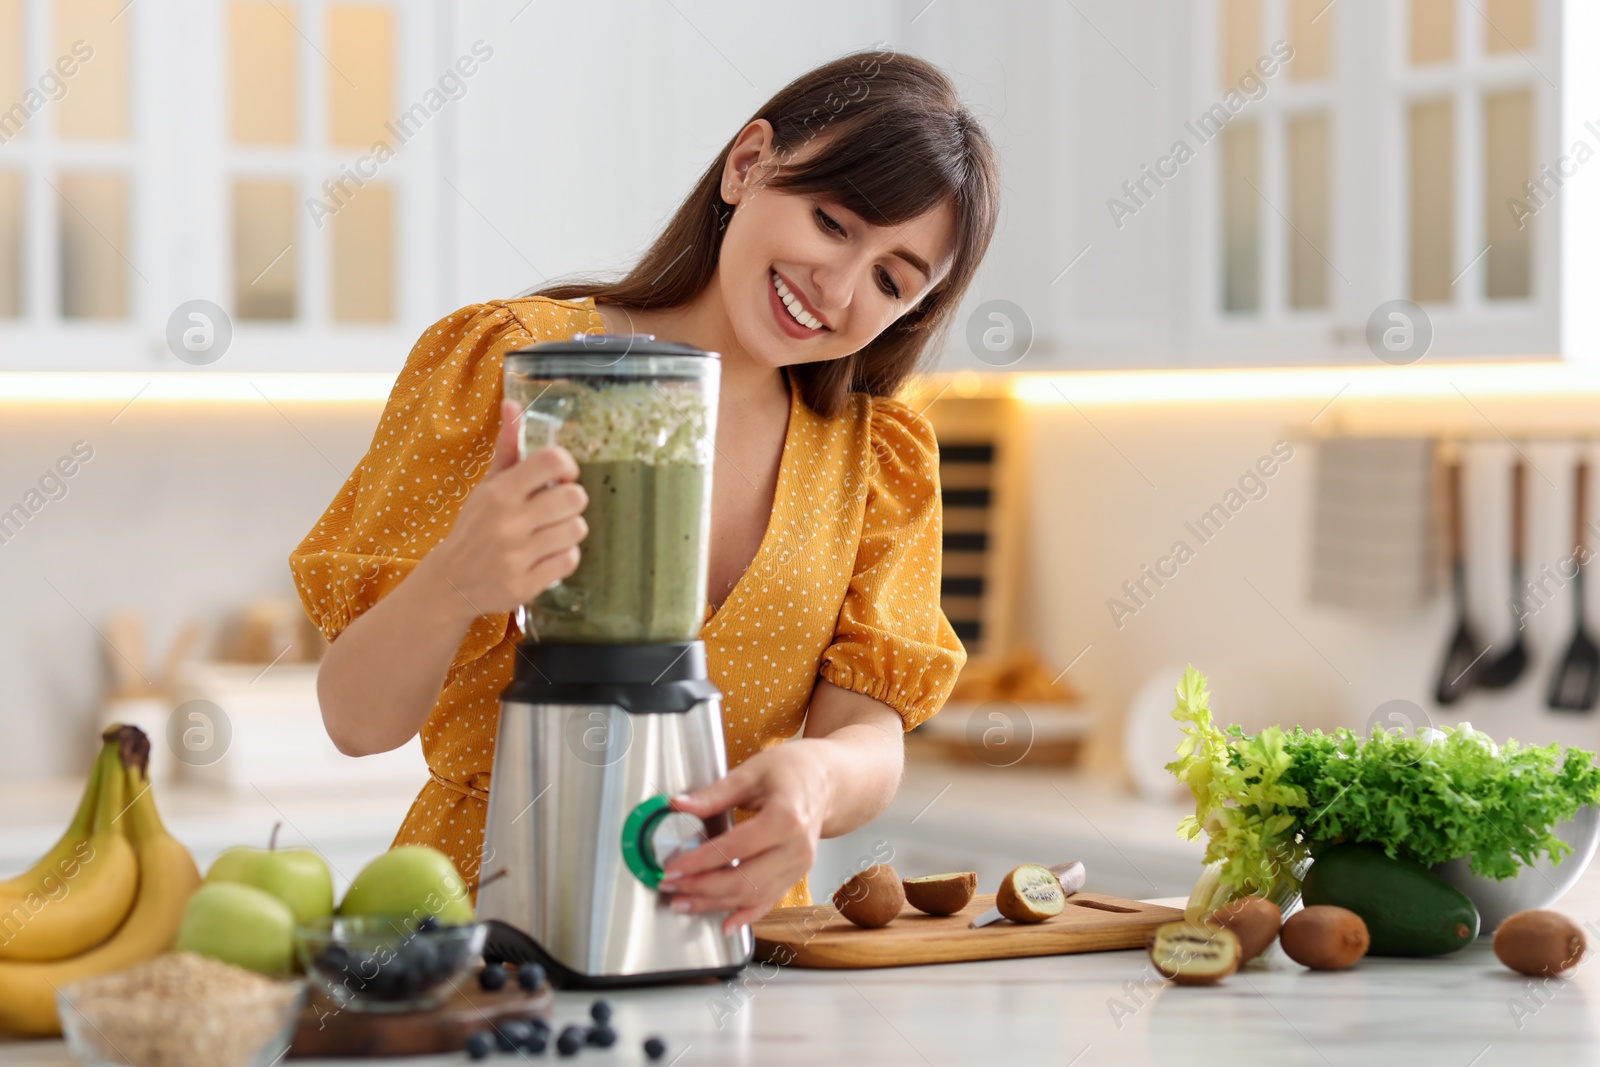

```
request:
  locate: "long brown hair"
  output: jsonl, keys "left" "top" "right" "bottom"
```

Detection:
{"left": 534, "top": 50, "right": 1001, "bottom": 419}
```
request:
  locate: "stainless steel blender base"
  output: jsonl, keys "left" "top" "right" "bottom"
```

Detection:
{"left": 482, "top": 919, "right": 748, "bottom": 990}
{"left": 476, "top": 695, "right": 753, "bottom": 987}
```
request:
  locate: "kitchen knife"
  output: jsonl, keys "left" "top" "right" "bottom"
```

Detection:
{"left": 968, "top": 860, "right": 1086, "bottom": 928}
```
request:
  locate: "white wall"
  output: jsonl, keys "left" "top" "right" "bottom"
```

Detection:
{"left": 1022, "top": 391, "right": 1600, "bottom": 764}
{"left": 9, "top": 387, "right": 1600, "bottom": 788}
{"left": 0, "top": 400, "right": 385, "bottom": 784}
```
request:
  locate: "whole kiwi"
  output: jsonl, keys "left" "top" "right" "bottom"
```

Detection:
{"left": 1493, "top": 910, "right": 1586, "bottom": 977}
{"left": 1207, "top": 896, "right": 1282, "bottom": 962}
{"left": 902, "top": 872, "right": 978, "bottom": 916}
{"left": 832, "top": 864, "right": 905, "bottom": 928}
{"left": 1280, "top": 905, "right": 1369, "bottom": 971}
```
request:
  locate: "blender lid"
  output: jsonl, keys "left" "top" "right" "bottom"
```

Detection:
{"left": 505, "top": 333, "right": 720, "bottom": 360}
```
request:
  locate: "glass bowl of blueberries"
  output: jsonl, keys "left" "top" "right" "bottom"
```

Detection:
{"left": 294, "top": 915, "right": 487, "bottom": 1013}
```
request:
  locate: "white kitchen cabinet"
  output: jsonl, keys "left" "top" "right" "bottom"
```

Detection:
{"left": 0, "top": 0, "right": 446, "bottom": 373}
{"left": 931, "top": 0, "right": 1570, "bottom": 371}
{"left": 0, "top": 1, "right": 911, "bottom": 371}
{"left": 1187, "top": 0, "right": 1562, "bottom": 366}
{"left": 5, "top": 1, "right": 1577, "bottom": 373}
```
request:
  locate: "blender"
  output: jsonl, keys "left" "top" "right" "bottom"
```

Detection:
{"left": 476, "top": 333, "right": 752, "bottom": 987}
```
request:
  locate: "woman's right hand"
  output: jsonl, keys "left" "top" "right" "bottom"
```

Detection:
{"left": 424, "top": 398, "right": 588, "bottom": 621}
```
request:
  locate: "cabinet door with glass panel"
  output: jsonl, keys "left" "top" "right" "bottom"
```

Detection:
{"left": 0, "top": 0, "right": 143, "bottom": 366}
{"left": 0, "top": 0, "right": 440, "bottom": 371}
{"left": 1187, "top": 0, "right": 1556, "bottom": 365}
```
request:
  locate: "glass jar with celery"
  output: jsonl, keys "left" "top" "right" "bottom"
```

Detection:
{"left": 1165, "top": 667, "right": 1600, "bottom": 922}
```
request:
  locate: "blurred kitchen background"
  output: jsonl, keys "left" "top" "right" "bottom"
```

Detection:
{"left": 4, "top": 0, "right": 1599, "bottom": 900}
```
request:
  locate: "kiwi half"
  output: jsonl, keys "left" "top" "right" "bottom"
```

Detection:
{"left": 995, "top": 864, "right": 1066, "bottom": 923}
{"left": 1148, "top": 922, "right": 1241, "bottom": 985}
{"left": 902, "top": 872, "right": 978, "bottom": 916}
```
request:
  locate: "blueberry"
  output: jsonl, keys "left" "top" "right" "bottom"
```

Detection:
{"left": 405, "top": 938, "right": 441, "bottom": 974}
{"left": 586, "top": 1024, "right": 617, "bottom": 1047}
{"left": 501, "top": 1021, "right": 533, "bottom": 1049}
{"left": 389, "top": 960, "right": 418, "bottom": 997}
{"left": 589, "top": 999, "right": 613, "bottom": 1024}
{"left": 315, "top": 943, "right": 351, "bottom": 972}
{"left": 465, "top": 1031, "right": 494, "bottom": 1060}
{"left": 493, "top": 1026, "right": 517, "bottom": 1053}
{"left": 524, "top": 1027, "right": 549, "bottom": 1054}
{"left": 556, "top": 1026, "right": 585, "bottom": 1056}
{"left": 393, "top": 968, "right": 422, "bottom": 999}
{"left": 343, "top": 951, "right": 376, "bottom": 992}
{"left": 417, "top": 915, "right": 441, "bottom": 934}
{"left": 367, "top": 959, "right": 403, "bottom": 999}
{"left": 478, "top": 965, "right": 507, "bottom": 992}
{"left": 516, "top": 962, "right": 545, "bottom": 991}
{"left": 643, "top": 1035, "right": 667, "bottom": 1061}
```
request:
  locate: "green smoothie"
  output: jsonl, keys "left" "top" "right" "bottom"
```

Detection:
{"left": 516, "top": 378, "right": 712, "bottom": 643}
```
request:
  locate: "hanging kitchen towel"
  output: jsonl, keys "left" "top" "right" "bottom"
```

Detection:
{"left": 1309, "top": 436, "right": 1437, "bottom": 613}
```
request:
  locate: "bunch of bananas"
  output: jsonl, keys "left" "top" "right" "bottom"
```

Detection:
{"left": 0, "top": 725, "right": 201, "bottom": 1036}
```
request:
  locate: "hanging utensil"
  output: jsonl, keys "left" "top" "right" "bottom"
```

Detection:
{"left": 1435, "top": 460, "right": 1486, "bottom": 704}
{"left": 1548, "top": 458, "right": 1600, "bottom": 711}
{"left": 1479, "top": 459, "right": 1530, "bottom": 689}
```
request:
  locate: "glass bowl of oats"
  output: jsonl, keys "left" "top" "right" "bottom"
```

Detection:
{"left": 57, "top": 952, "right": 306, "bottom": 1067}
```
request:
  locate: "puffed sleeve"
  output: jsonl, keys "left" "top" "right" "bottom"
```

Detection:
{"left": 288, "top": 302, "right": 531, "bottom": 673}
{"left": 818, "top": 397, "right": 968, "bottom": 729}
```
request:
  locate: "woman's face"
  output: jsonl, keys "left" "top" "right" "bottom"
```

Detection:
{"left": 716, "top": 120, "right": 957, "bottom": 370}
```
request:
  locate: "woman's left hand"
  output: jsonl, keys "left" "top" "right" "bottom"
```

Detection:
{"left": 659, "top": 741, "right": 834, "bottom": 935}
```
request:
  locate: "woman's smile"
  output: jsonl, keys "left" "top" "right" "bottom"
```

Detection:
{"left": 768, "top": 268, "right": 830, "bottom": 338}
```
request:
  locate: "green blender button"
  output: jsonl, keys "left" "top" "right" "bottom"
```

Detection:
{"left": 621, "top": 794, "right": 674, "bottom": 888}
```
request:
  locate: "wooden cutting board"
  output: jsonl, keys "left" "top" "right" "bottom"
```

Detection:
{"left": 754, "top": 892, "right": 1183, "bottom": 969}
{"left": 288, "top": 978, "right": 553, "bottom": 1058}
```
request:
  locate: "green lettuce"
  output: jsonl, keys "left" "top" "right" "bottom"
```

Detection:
{"left": 1165, "top": 666, "right": 1600, "bottom": 892}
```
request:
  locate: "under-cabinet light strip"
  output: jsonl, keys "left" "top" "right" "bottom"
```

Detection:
{"left": 1008, "top": 362, "right": 1600, "bottom": 405}
{"left": 2, "top": 362, "right": 1599, "bottom": 405}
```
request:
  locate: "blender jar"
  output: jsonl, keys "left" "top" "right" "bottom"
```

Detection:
{"left": 503, "top": 335, "right": 720, "bottom": 643}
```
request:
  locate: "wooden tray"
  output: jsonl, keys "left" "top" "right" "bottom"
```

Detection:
{"left": 753, "top": 892, "right": 1182, "bottom": 969}
{"left": 288, "top": 979, "right": 553, "bottom": 1058}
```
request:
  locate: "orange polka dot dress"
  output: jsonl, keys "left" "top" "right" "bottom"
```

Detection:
{"left": 289, "top": 295, "right": 966, "bottom": 909}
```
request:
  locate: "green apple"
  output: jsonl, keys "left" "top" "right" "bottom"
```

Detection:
{"left": 339, "top": 845, "right": 475, "bottom": 926}
{"left": 206, "top": 823, "right": 334, "bottom": 925}
{"left": 174, "top": 881, "right": 296, "bottom": 976}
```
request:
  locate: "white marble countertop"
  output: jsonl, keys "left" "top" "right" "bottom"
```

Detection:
{"left": 8, "top": 871, "right": 1598, "bottom": 1067}
{"left": 5, "top": 759, "right": 1596, "bottom": 1065}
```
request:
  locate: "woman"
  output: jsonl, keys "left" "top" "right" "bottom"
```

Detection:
{"left": 290, "top": 50, "right": 1000, "bottom": 934}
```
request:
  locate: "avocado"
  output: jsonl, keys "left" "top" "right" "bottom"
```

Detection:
{"left": 1300, "top": 843, "right": 1480, "bottom": 956}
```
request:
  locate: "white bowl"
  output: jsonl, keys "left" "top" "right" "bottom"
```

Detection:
{"left": 1432, "top": 805, "right": 1600, "bottom": 934}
